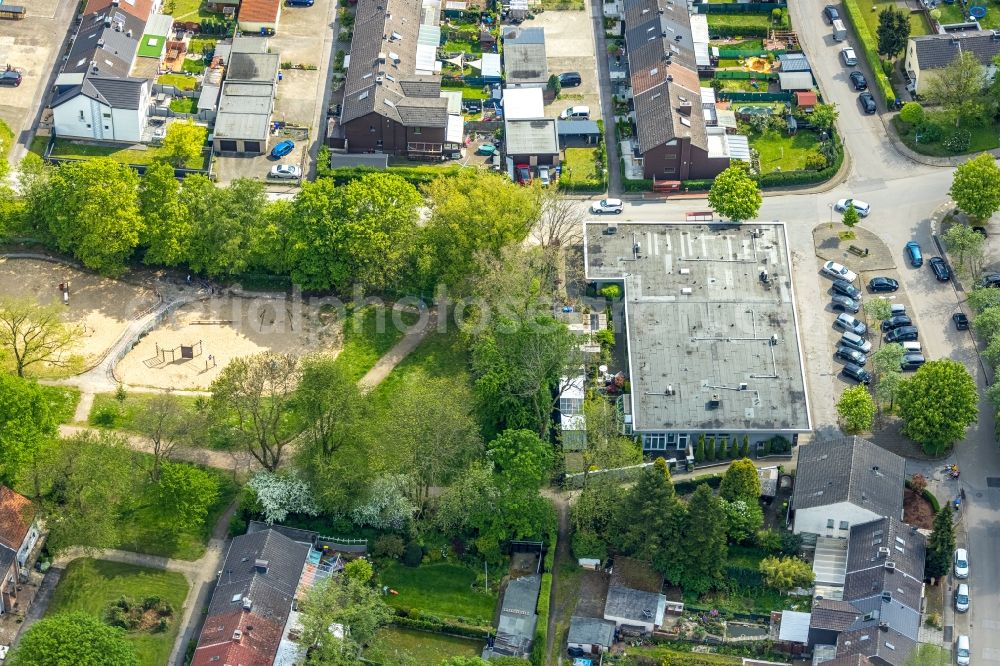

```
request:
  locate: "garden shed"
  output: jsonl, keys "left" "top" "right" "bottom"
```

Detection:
{"left": 567, "top": 617, "right": 616, "bottom": 655}
{"left": 795, "top": 91, "right": 818, "bottom": 111}
{"left": 778, "top": 71, "right": 814, "bottom": 91}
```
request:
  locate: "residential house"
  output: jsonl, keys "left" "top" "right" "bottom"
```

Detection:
{"left": 237, "top": 0, "right": 281, "bottom": 35}
{"left": 212, "top": 37, "right": 280, "bottom": 155}
{"left": 502, "top": 26, "right": 548, "bottom": 88}
{"left": 337, "top": 0, "right": 462, "bottom": 158}
{"left": 905, "top": 30, "right": 1000, "bottom": 95}
{"left": 484, "top": 574, "right": 541, "bottom": 659}
{"left": 603, "top": 586, "right": 666, "bottom": 634}
{"left": 0, "top": 486, "right": 40, "bottom": 616}
{"left": 790, "top": 437, "right": 905, "bottom": 537}
{"left": 191, "top": 528, "right": 310, "bottom": 665}
{"left": 567, "top": 616, "right": 616, "bottom": 654}
{"left": 51, "top": 0, "right": 158, "bottom": 142}
{"left": 558, "top": 374, "right": 587, "bottom": 451}
{"left": 622, "top": 0, "right": 749, "bottom": 180}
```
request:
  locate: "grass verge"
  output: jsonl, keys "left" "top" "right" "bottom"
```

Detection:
{"left": 47, "top": 137, "right": 208, "bottom": 170}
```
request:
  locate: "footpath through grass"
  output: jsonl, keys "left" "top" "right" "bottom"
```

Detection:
{"left": 333, "top": 305, "right": 421, "bottom": 382}
{"left": 47, "top": 558, "right": 189, "bottom": 666}
{"left": 379, "top": 563, "right": 497, "bottom": 627}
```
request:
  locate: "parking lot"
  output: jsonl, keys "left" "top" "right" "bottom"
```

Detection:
{"left": 0, "top": 0, "right": 75, "bottom": 159}
{"left": 520, "top": 9, "right": 601, "bottom": 122}
{"left": 213, "top": 0, "right": 336, "bottom": 184}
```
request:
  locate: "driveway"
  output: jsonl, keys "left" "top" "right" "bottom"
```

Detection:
{"left": 522, "top": 10, "right": 601, "bottom": 121}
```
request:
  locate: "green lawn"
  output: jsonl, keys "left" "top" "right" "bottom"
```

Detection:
{"left": 709, "top": 38, "right": 764, "bottom": 50}
{"left": 460, "top": 85, "right": 490, "bottom": 100}
{"left": 333, "top": 305, "right": 421, "bottom": 382}
{"left": 441, "top": 40, "right": 482, "bottom": 54}
{"left": 893, "top": 115, "right": 1000, "bottom": 156}
{"left": 47, "top": 558, "right": 189, "bottom": 666}
{"left": 38, "top": 385, "right": 81, "bottom": 423}
{"left": 0, "top": 119, "right": 12, "bottom": 161}
{"left": 182, "top": 58, "right": 206, "bottom": 75}
{"left": 371, "top": 327, "right": 471, "bottom": 406}
{"left": 164, "top": 0, "right": 223, "bottom": 22}
{"left": 47, "top": 137, "right": 208, "bottom": 170}
{"left": 706, "top": 13, "right": 773, "bottom": 29}
{"left": 561, "top": 146, "right": 604, "bottom": 191}
{"left": 750, "top": 130, "right": 823, "bottom": 173}
{"left": 188, "top": 37, "right": 219, "bottom": 55}
{"left": 855, "top": 0, "right": 932, "bottom": 36}
{"left": 540, "top": 0, "right": 585, "bottom": 8}
{"left": 379, "top": 563, "right": 497, "bottom": 627}
{"left": 116, "top": 465, "right": 238, "bottom": 560}
{"left": 169, "top": 96, "right": 199, "bottom": 113}
{"left": 89, "top": 392, "right": 206, "bottom": 431}
{"left": 156, "top": 73, "right": 198, "bottom": 91}
{"left": 366, "top": 627, "right": 482, "bottom": 665}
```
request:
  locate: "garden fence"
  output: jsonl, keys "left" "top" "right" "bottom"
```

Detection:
{"left": 714, "top": 70, "right": 779, "bottom": 80}
{"left": 696, "top": 2, "right": 785, "bottom": 12}
{"left": 717, "top": 91, "right": 792, "bottom": 101}
{"left": 716, "top": 47, "right": 788, "bottom": 57}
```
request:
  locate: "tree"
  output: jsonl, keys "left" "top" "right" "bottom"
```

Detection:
{"left": 0, "top": 298, "right": 81, "bottom": 378}
{"left": 877, "top": 7, "right": 910, "bottom": 59}
{"left": 161, "top": 120, "right": 207, "bottom": 167}
{"left": 247, "top": 472, "right": 320, "bottom": 524}
{"left": 682, "top": 484, "right": 728, "bottom": 594}
{"left": 0, "top": 374, "right": 56, "bottom": 486}
{"left": 533, "top": 187, "right": 583, "bottom": 249}
{"left": 724, "top": 499, "right": 764, "bottom": 544}
{"left": 943, "top": 223, "right": 987, "bottom": 280}
{"left": 694, "top": 434, "right": 706, "bottom": 463}
{"left": 299, "top": 575, "right": 393, "bottom": 665}
{"left": 872, "top": 343, "right": 906, "bottom": 379}
{"left": 973, "top": 304, "right": 1000, "bottom": 341}
{"left": 898, "top": 359, "right": 978, "bottom": 455}
{"left": 581, "top": 397, "right": 642, "bottom": 472}
{"left": 488, "top": 429, "right": 553, "bottom": 490}
{"left": 950, "top": 154, "right": 1000, "bottom": 222}
{"left": 968, "top": 287, "right": 1000, "bottom": 313}
{"left": 138, "top": 160, "right": 190, "bottom": 266}
{"left": 211, "top": 352, "right": 300, "bottom": 471}
{"left": 863, "top": 298, "right": 892, "bottom": 333}
{"left": 155, "top": 461, "right": 219, "bottom": 532}
{"left": 546, "top": 73, "right": 561, "bottom": 97}
{"left": 899, "top": 101, "right": 924, "bottom": 125}
{"left": 134, "top": 393, "right": 203, "bottom": 481}
{"left": 875, "top": 370, "right": 903, "bottom": 412}
{"left": 350, "top": 474, "right": 416, "bottom": 530}
{"left": 343, "top": 558, "right": 374, "bottom": 584}
{"left": 810, "top": 103, "right": 839, "bottom": 131}
{"left": 719, "top": 458, "right": 761, "bottom": 503}
{"left": 184, "top": 177, "right": 274, "bottom": 277}
{"left": 33, "top": 158, "right": 143, "bottom": 275}
{"left": 615, "top": 458, "right": 676, "bottom": 556}
{"left": 923, "top": 51, "right": 987, "bottom": 126}
{"left": 842, "top": 204, "right": 860, "bottom": 229}
{"left": 837, "top": 385, "right": 876, "bottom": 433}
{"left": 8, "top": 612, "right": 137, "bottom": 666}
{"left": 759, "top": 556, "right": 815, "bottom": 591}
{"left": 925, "top": 506, "right": 956, "bottom": 579}
{"left": 708, "top": 162, "right": 761, "bottom": 223}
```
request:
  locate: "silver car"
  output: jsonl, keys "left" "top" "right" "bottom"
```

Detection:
{"left": 269, "top": 164, "right": 301, "bottom": 179}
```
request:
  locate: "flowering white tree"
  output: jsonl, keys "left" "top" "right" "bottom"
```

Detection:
{"left": 248, "top": 472, "right": 320, "bottom": 524}
{"left": 350, "top": 474, "right": 416, "bottom": 530}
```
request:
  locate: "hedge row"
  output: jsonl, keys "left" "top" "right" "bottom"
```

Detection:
{"left": 905, "top": 479, "right": 942, "bottom": 512}
{"left": 390, "top": 614, "right": 493, "bottom": 639}
{"left": 706, "top": 24, "right": 771, "bottom": 38}
{"left": 531, "top": 572, "right": 554, "bottom": 666}
{"left": 840, "top": 0, "right": 895, "bottom": 106}
{"left": 327, "top": 165, "right": 463, "bottom": 186}
{"left": 675, "top": 474, "right": 723, "bottom": 495}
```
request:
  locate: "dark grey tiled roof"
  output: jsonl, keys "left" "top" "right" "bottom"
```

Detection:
{"left": 0, "top": 545, "right": 15, "bottom": 578}
{"left": 398, "top": 77, "right": 442, "bottom": 98}
{"left": 66, "top": 8, "right": 145, "bottom": 77}
{"left": 86, "top": 76, "right": 146, "bottom": 109}
{"left": 792, "top": 437, "right": 905, "bottom": 519}
{"left": 246, "top": 520, "right": 317, "bottom": 544}
{"left": 633, "top": 83, "right": 673, "bottom": 152}
{"left": 810, "top": 599, "right": 861, "bottom": 632}
{"left": 912, "top": 30, "right": 1000, "bottom": 70}
{"left": 396, "top": 96, "right": 449, "bottom": 127}
{"left": 568, "top": 616, "right": 616, "bottom": 647}
{"left": 836, "top": 626, "right": 916, "bottom": 666}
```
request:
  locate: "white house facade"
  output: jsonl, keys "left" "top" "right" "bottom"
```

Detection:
{"left": 52, "top": 79, "right": 149, "bottom": 142}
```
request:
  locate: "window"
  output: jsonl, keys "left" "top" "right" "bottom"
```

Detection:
{"left": 79, "top": 110, "right": 85, "bottom": 121}
{"left": 102, "top": 112, "right": 111, "bottom": 118}
{"left": 104, "top": 125, "right": 109, "bottom": 130}
{"left": 413, "top": 126, "right": 422, "bottom": 134}
{"left": 663, "top": 168, "right": 676, "bottom": 174}
{"left": 369, "top": 125, "right": 375, "bottom": 133}
{"left": 559, "top": 396, "right": 583, "bottom": 415}
{"left": 839, "top": 521, "right": 849, "bottom": 530}
{"left": 677, "top": 433, "right": 689, "bottom": 450}
{"left": 826, "top": 519, "right": 835, "bottom": 529}
{"left": 644, "top": 433, "right": 667, "bottom": 451}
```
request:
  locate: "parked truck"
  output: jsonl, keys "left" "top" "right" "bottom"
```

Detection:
{"left": 832, "top": 19, "right": 847, "bottom": 41}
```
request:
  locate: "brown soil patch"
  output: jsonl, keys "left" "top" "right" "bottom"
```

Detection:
{"left": 904, "top": 487, "right": 935, "bottom": 529}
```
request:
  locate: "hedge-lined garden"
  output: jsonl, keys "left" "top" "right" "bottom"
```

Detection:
{"left": 841, "top": 0, "right": 896, "bottom": 106}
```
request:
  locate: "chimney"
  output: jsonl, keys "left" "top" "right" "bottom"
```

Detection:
{"left": 242, "top": 597, "right": 252, "bottom": 611}
{"left": 104, "top": 17, "right": 111, "bottom": 27}
{"left": 254, "top": 559, "right": 269, "bottom": 573}
{"left": 678, "top": 100, "right": 692, "bottom": 115}
{"left": 232, "top": 629, "right": 242, "bottom": 642}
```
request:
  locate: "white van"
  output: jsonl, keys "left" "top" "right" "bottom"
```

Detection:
{"left": 902, "top": 341, "right": 921, "bottom": 353}
{"left": 832, "top": 18, "right": 847, "bottom": 41}
{"left": 559, "top": 105, "right": 590, "bottom": 120}
{"left": 956, "top": 635, "right": 970, "bottom": 666}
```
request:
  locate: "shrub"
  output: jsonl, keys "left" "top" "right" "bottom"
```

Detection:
{"left": 899, "top": 102, "right": 924, "bottom": 124}
{"left": 374, "top": 534, "right": 405, "bottom": 560}
{"left": 571, "top": 530, "right": 608, "bottom": 561}
{"left": 805, "top": 153, "right": 828, "bottom": 170}
{"left": 706, "top": 436, "right": 717, "bottom": 462}
{"left": 755, "top": 528, "right": 783, "bottom": 553}
{"left": 915, "top": 121, "right": 943, "bottom": 142}
{"left": 92, "top": 405, "right": 120, "bottom": 428}
{"left": 402, "top": 541, "right": 423, "bottom": 567}
{"left": 944, "top": 129, "right": 971, "bottom": 153}
{"left": 600, "top": 284, "right": 622, "bottom": 300}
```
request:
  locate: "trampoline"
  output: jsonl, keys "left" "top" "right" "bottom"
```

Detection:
{"left": 970, "top": 5, "right": 987, "bottom": 18}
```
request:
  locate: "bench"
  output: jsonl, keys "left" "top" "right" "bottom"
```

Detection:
{"left": 848, "top": 245, "right": 869, "bottom": 257}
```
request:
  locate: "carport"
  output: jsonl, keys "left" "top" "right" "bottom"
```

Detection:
{"left": 778, "top": 71, "right": 815, "bottom": 92}
{"left": 556, "top": 119, "right": 600, "bottom": 147}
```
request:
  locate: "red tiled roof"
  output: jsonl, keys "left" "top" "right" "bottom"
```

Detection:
{"left": 796, "top": 91, "right": 818, "bottom": 107}
{"left": 238, "top": 0, "right": 280, "bottom": 24}
{"left": 191, "top": 609, "right": 285, "bottom": 666}
{"left": 83, "top": 0, "right": 154, "bottom": 23}
{"left": 0, "top": 486, "right": 35, "bottom": 552}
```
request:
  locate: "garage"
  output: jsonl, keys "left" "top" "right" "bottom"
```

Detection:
{"left": 244, "top": 140, "right": 262, "bottom": 153}
{"left": 218, "top": 139, "right": 238, "bottom": 152}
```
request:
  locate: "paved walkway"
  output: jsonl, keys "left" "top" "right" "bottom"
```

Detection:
{"left": 589, "top": 0, "right": 621, "bottom": 196}
{"left": 57, "top": 424, "right": 238, "bottom": 471}
{"left": 357, "top": 309, "right": 438, "bottom": 391}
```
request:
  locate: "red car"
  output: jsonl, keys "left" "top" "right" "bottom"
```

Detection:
{"left": 515, "top": 163, "right": 531, "bottom": 185}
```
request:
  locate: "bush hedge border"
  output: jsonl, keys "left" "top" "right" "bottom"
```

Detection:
{"left": 840, "top": 0, "right": 895, "bottom": 107}
{"left": 531, "top": 572, "right": 553, "bottom": 666}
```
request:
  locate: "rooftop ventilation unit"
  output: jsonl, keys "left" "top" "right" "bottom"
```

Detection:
{"left": 681, "top": 287, "right": 693, "bottom": 295}
{"left": 884, "top": 561, "right": 896, "bottom": 571}
{"left": 679, "top": 268, "right": 690, "bottom": 275}
{"left": 232, "top": 630, "right": 242, "bottom": 641}
{"left": 242, "top": 597, "right": 252, "bottom": 611}
{"left": 878, "top": 546, "right": 890, "bottom": 558}
{"left": 739, "top": 383, "right": 748, "bottom": 390}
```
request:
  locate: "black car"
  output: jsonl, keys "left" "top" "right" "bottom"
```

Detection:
{"left": 832, "top": 278, "right": 861, "bottom": 299}
{"left": 859, "top": 92, "right": 877, "bottom": 114}
{"left": 901, "top": 352, "right": 926, "bottom": 371}
{"left": 568, "top": 647, "right": 586, "bottom": 658}
{"left": 973, "top": 226, "right": 988, "bottom": 237}
{"left": 836, "top": 345, "right": 867, "bottom": 365}
{"left": 824, "top": 4, "right": 840, "bottom": 21}
{"left": 849, "top": 71, "right": 868, "bottom": 91}
{"left": 868, "top": 276, "right": 899, "bottom": 293}
{"left": 843, "top": 362, "right": 872, "bottom": 384}
{"left": 559, "top": 71, "right": 582, "bottom": 87}
{"left": 954, "top": 313, "right": 970, "bottom": 330}
{"left": 0, "top": 70, "right": 21, "bottom": 87}
{"left": 881, "top": 315, "right": 912, "bottom": 331}
{"left": 832, "top": 295, "right": 861, "bottom": 313}
{"left": 929, "top": 256, "right": 951, "bottom": 281}
{"left": 885, "top": 325, "right": 919, "bottom": 343}
{"left": 980, "top": 273, "right": 1000, "bottom": 288}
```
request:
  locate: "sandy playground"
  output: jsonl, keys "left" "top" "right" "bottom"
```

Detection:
{"left": 0, "top": 258, "right": 157, "bottom": 367}
{"left": 116, "top": 294, "right": 341, "bottom": 389}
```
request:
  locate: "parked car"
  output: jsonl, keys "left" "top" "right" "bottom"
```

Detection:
{"left": 822, "top": 260, "right": 858, "bottom": 282}
{"left": 591, "top": 198, "right": 624, "bottom": 214}
{"left": 842, "top": 362, "right": 872, "bottom": 384}
{"left": 885, "top": 326, "right": 919, "bottom": 343}
{"left": 954, "top": 548, "right": 970, "bottom": 579}
{"left": 954, "top": 313, "right": 970, "bottom": 330}
{"left": 973, "top": 226, "right": 988, "bottom": 237}
{"left": 836, "top": 345, "right": 867, "bottom": 365}
{"left": 905, "top": 241, "right": 923, "bottom": 267}
{"left": 559, "top": 71, "right": 582, "bottom": 87}
{"left": 881, "top": 315, "right": 912, "bottom": 331}
{"left": 824, "top": 4, "right": 840, "bottom": 21}
{"left": 832, "top": 278, "right": 861, "bottom": 299}
{"left": 980, "top": 273, "right": 1000, "bottom": 288}
{"left": 890, "top": 303, "right": 906, "bottom": 316}
{"left": 849, "top": 71, "right": 867, "bottom": 91}
{"left": 834, "top": 313, "right": 867, "bottom": 335}
{"left": 834, "top": 198, "right": 871, "bottom": 217}
{"left": 568, "top": 647, "right": 586, "bottom": 658}
{"left": 270, "top": 140, "right": 295, "bottom": 158}
{"left": 901, "top": 352, "right": 925, "bottom": 371}
{"left": 832, "top": 295, "right": 861, "bottom": 313}
{"left": 538, "top": 165, "right": 551, "bottom": 187}
{"left": 269, "top": 164, "right": 300, "bottom": 179}
{"left": 859, "top": 91, "right": 877, "bottom": 114}
{"left": 559, "top": 105, "right": 590, "bottom": 120}
{"left": 285, "top": 0, "right": 314, "bottom": 6}
{"left": 955, "top": 583, "right": 970, "bottom": 613}
{"left": 868, "top": 276, "right": 899, "bottom": 292}
{"left": 930, "top": 256, "right": 951, "bottom": 281}
{"left": 841, "top": 47, "right": 857, "bottom": 66}
{"left": 0, "top": 70, "right": 21, "bottom": 87}
{"left": 956, "top": 635, "right": 970, "bottom": 666}
{"left": 516, "top": 163, "right": 532, "bottom": 185}
{"left": 840, "top": 331, "right": 872, "bottom": 354}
